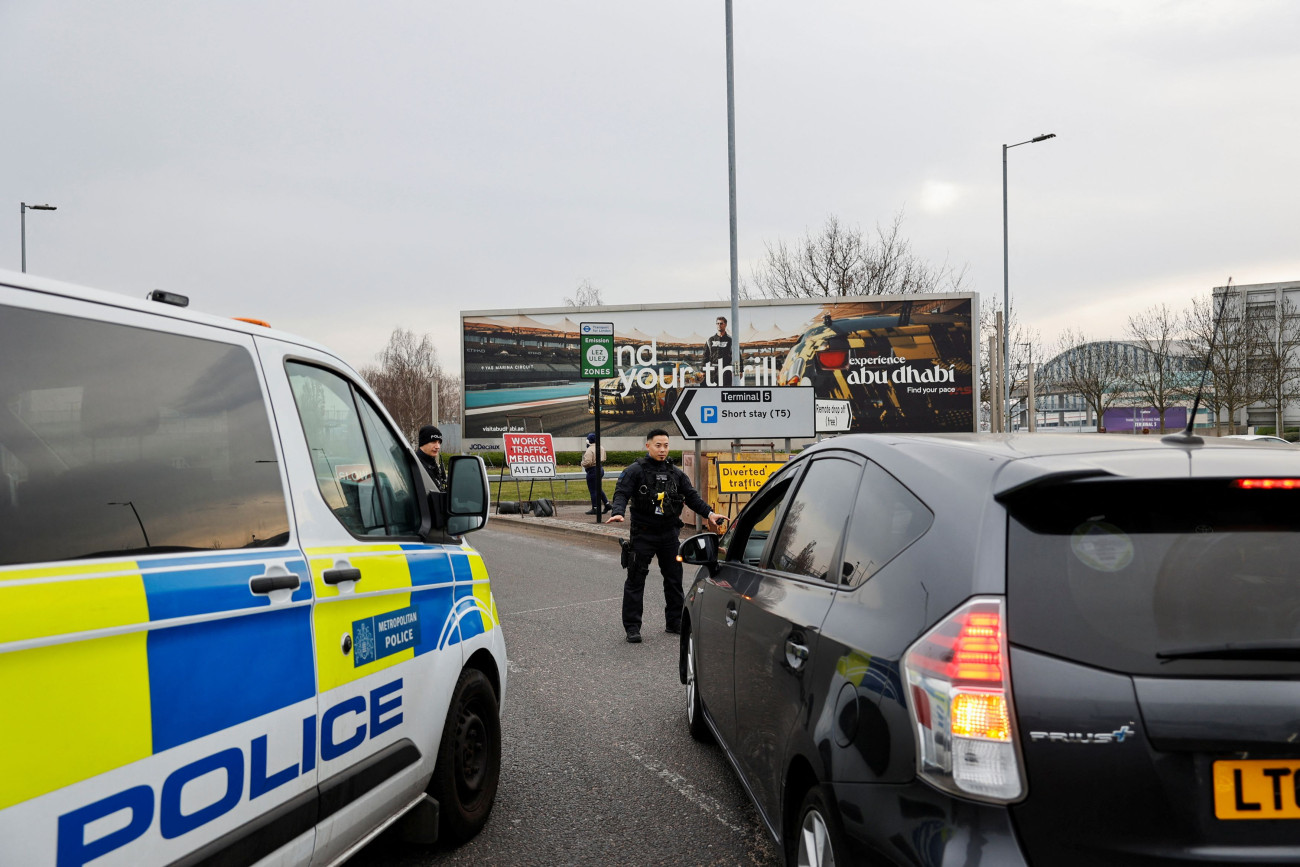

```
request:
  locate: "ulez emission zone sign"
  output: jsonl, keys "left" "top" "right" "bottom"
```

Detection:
{"left": 579, "top": 321, "right": 614, "bottom": 379}
{"left": 670, "top": 387, "right": 816, "bottom": 439}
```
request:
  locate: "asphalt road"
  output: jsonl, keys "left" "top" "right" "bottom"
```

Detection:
{"left": 357, "top": 522, "right": 782, "bottom": 867}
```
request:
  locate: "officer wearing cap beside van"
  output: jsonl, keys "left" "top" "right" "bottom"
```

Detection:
{"left": 418, "top": 425, "right": 447, "bottom": 489}
{"left": 606, "top": 428, "right": 725, "bottom": 643}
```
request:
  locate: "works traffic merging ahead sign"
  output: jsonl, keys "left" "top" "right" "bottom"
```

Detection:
{"left": 502, "top": 432, "right": 557, "bottom": 477}
{"left": 670, "top": 387, "right": 816, "bottom": 440}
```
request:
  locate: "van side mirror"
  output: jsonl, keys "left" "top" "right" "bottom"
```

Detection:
{"left": 434, "top": 455, "right": 490, "bottom": 535}
{"left": 679, "top": 533, "right": 719, "bottom": 576}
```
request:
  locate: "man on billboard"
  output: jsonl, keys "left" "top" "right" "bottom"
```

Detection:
{"left": 702, "top": 316, "right": 734, "bottom": 386}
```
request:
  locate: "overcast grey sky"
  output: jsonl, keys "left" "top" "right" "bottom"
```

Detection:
{"left": 4, "top": 1, "right": 1297, "bottom": 373}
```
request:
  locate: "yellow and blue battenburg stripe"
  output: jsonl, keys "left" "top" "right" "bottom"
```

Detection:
{"left": 2, "top": 551, "right": 312, "bottom": 810}
{"left": 306, "top": 543, "right": 498, "bottom": 692}
{"left": 1, "top": 542, "right": 498, "bottom": 814}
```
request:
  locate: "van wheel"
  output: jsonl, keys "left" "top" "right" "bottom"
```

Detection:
{"left": 430, "top": 668, "right": 501, "bottom": 844}
{"left": 685, "top": 633, "right": 712, "bottom": 743}
{"left": 788, "top": 785, "right": 847, "bottom": 867}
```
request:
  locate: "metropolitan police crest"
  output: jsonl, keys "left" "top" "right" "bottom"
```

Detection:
{"left": 353, "top": 619, "right": 377, "bottom": 666}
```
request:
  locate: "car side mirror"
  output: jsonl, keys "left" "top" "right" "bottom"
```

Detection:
{"left": 433, "top": 455, "right": 490, "bottom": 535}
{"left": 679, "top": 533, "right": 719, "bottom": 576}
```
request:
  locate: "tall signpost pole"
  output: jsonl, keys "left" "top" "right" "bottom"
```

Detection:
{"left": 726, "top": 0, "right": 740, "bottom": 387}
{"left": 580, "top": 322, "right": 615, "bottom": 524}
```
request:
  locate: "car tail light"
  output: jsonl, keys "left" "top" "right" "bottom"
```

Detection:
{"left": 1234, "top": 478, "right": 1300, "bottom": 489}
{"left": 902, "top": 597, "right": 1025, "bottom": 802}
{"left": 815, "top": 349, "right": 849, "bottom": 370}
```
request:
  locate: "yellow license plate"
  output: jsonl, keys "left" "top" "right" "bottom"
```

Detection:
{"left": 1213, "top": 760, "right": 1300, "bottom": 819}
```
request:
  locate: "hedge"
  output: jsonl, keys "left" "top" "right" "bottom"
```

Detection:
{"left": 464, "top": 450, "right": 683, "bottom": 468}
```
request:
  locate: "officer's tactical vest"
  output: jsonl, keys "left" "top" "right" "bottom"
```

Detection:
{"left": 633, "top": 457, "right": 685, "bottom": 518}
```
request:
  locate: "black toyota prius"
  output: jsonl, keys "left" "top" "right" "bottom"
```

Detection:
{"left": 678, "top": 432, "right": 1300, "bottom": 866}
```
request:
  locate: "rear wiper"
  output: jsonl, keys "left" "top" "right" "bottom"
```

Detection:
{"left": 1157, "top": 640, "right": 1300, "bottom": 661}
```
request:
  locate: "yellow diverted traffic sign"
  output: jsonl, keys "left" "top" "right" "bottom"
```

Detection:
{"left": 716, "top": 461, "right": 784, "bottom": 494}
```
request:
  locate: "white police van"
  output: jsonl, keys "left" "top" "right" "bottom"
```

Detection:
{"left": 0, "top": 270, "right": 506, "bottom": 866}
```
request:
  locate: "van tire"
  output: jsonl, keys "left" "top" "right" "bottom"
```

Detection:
{"left": 430, "top": 668, "right": 501, "bottom": 844}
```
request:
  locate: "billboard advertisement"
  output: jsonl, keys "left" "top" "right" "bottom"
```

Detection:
{"left": 462, "top": 295, "right": 977, "bottom": 448}
{"left": 1101, "top": 407, "right": 1188, "bottom": 432}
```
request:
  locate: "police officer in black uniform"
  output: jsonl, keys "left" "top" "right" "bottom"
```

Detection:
{"left": 417, "top": 425, "right": 447, "bottom": 489}
{"left": 606, "top": 428, "right": 726, "bottom": 643}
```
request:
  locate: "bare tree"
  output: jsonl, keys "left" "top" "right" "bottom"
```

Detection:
{"left": 1248, "top": 294, "right": 1300, "bottom": 437}
{"left": 1185, "top": 287, "right": 1268, "bottom": 436}
{"left": 359, "top": 327, "right": 457, "bottom": 445}
{"left": 1125, "top": 303, "right": 1192, "bottom": 433}
{"left": 1047, "top": 329, "right": 1133, "bottom": 427}
{"left": 564, "top": 279, "right": 604, "bottom": 308}
{"left": 746, "top": 212, "right": 967, "bottom": 299}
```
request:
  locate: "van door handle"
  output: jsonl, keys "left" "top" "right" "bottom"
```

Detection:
{"left": 323, "top": 566, "right": 363, "bottom": 585}
{"left": 250, "top": 572, "right": 302, "bottom": 594}
{"left": 725, "top": 601, "right": 738, "bottom": 627}
{"left": 249, "top": 564, "right": 302, "bottom": 595}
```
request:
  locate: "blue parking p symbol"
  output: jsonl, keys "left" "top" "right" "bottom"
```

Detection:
{"left": 701, "top": 406, "right": 717, "bottom": 424}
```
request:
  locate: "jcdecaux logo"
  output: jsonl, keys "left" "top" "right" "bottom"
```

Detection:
{"left": 56, "top": 679, "right": 405, "bottom": 867}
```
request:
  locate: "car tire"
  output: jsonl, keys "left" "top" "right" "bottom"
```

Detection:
{"left": 430, "top": 667, "right": 501, "bottom": 845}
{"left": 788, "top": 785, "right": 848, "bottom": 867}
{"left": 685, "top": 632, "right": 712, "bottom": 743}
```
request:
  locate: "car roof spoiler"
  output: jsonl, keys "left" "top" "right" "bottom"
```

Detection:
{"left": 993, "top": 469, "right": 1115, "bottom": 504}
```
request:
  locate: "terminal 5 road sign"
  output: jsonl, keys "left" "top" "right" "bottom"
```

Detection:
{"left": 671, "top": 387, "right": 816, "bottom": 439}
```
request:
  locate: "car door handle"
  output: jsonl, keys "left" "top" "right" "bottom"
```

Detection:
{"left": 322, "top": 566, "right": 363, "bottom": 585}
{"left": 785, "top": 639, "right": 810, "bottom": 670}
{"left": 725, "top": 601, "right": 738, "bottom": 627}
{"left": 249, "top": 571, "right": 302, "bottom": 594}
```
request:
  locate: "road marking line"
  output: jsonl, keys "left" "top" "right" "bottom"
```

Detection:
{"left": 613, "top": 740, "right": 748, "bottom": 834}
{"left": 502, "top": 596, "right": 621, "bottom": 617}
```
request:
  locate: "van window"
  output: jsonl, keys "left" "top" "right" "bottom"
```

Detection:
{"left": 286, "top": 363, "right": 420, "bottom": 537}
{"left": 0, "top": 305, "right": 289, "bottom": 565}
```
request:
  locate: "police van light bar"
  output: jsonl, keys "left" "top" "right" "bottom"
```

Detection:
{"left": 147, "top": 289, "right": 189, "bottom": 308}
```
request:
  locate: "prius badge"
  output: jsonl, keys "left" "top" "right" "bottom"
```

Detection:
{"left": 1029, "top": 725, "right": 1135, "bottom": 745}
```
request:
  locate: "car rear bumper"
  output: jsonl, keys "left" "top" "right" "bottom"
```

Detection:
{"left": 829, "top": 780, "right": 1029, "bottom": 867}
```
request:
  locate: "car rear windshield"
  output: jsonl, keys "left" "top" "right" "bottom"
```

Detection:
{"left": 1004, "top": 477, "right": 1300, "bottom": 676}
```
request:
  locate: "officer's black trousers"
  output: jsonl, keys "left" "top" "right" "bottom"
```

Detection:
{"left": 622, "top": 526, "right": 684, "bottom": 633}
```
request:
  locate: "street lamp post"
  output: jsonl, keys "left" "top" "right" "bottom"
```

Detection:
{"left": 20, "top": 202, "right": 58, "bottom": 273}
{"left": 1002, "top": 134, "right": 1055, "bottom": 428}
